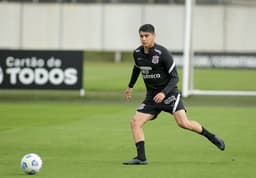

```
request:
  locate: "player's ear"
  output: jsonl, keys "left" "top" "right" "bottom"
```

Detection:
{"left": 152, "top": 32, "right": 156, "bottom": 39}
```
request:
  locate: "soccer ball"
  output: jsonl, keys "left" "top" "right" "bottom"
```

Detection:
{"left": 20, "top": 153, "right": 42, "bottom": 175}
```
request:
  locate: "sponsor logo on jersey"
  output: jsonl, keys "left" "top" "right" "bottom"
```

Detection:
{"left": 140, "top": 66, "right": 152, "bottom": 70}
{"left": 139, "top": 65, "right": 161, "bottom": 79}
{"left": 140, "top": 66, "right": 152, "bottom": 75}
{"left": 142, "top": 69, "right": 149, "bottom": 75}
{"left": 143, "top": 73, "right": 161, "bottom": 79}
{"left": 152, "top": 55, "right": 159, "bottom": 64}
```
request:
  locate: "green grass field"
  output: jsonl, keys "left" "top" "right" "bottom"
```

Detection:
{"left": 0, "top": 61, "right": 256, "bottom": 178}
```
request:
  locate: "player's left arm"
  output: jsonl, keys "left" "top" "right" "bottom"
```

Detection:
{"left": 161, "top": 50, "right": 179, "bottom": 95}
{"left": 153, "top": 50, "right": 178, "bottom": 103}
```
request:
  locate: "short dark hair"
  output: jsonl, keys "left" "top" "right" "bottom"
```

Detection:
{"left": 139, "top": 24, "right": 155, "bottom": 33}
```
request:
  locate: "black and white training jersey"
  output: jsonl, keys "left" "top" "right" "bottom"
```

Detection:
{"left": 128, "top": 43, "right": 179, "bottom": 96}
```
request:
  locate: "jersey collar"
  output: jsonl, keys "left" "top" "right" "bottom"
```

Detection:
{"left": 142, "top": 43, "right": 157, "bottom": 55}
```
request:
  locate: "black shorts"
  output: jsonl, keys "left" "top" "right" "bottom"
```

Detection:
{"left": 137, "top": 92, "right": 186, "bottom": 119}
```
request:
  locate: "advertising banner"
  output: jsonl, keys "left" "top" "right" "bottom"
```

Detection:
{"left": 0, "top": 50, "right": 83, "bottom": 89}
{"left": 172, "top": 52, "right": 256, "bottom": 68}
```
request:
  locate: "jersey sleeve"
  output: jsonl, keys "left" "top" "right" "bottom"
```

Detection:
{"left": 161, "top": 50, "right": 179, "bottom": 95}
{"left": 128, "top": 52, "right": 141, "bottom": 88}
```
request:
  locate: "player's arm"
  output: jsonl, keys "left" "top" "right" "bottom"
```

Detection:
{"left": 125, "top": 64, "right": 140, "bottom": 100}
{"left": 154, "top": 50, "right": 178, "bottom": 103}
{"left": 161, "top": 51, "right": 179, "bottom": 95}
{"left": 128, "top": 65, "right": 140, "bottom": 88}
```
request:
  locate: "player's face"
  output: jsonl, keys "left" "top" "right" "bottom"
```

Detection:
{"left": 139, "top": 31, "right": 155, "bottom": 49}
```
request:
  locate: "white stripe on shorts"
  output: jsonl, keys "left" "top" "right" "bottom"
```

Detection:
{"left": 172, "top": 93, "right": 181, "bottom": 113}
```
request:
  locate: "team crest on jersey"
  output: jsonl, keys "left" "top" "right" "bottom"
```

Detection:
{"left": 152, "top": 55, "right": 159, "bottom": 64}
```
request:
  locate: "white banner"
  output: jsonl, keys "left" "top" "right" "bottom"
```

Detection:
{"left": 172, "top": 52, "right": 256, "bottom": 68}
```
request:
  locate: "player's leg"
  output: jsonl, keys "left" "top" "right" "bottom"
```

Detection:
{"left": 123, "top": 112, "right": 154, "bottom": 165}
{"left": 173, "top": 109, "right": 202, "bottom": 133}
{"left": 173, "top": 110, "right": 225, "bottom": 151}
{"left": 130, "top": 111, "right": 154, "bottom": 143}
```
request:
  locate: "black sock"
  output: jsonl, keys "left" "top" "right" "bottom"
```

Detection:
{"left": 200, "top": 127, "right": 215, "bottom": 141}
{"left": 136, "top": 141, "right": 146, "bottom": 161}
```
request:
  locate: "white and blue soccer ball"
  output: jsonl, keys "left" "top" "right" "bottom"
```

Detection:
{"left": 20, "top": 153, "right": 42, "bottom": 175}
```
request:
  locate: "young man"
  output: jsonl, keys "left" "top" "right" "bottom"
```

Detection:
{"left": 123, "top": 24, "right": 225, "bottom": 165}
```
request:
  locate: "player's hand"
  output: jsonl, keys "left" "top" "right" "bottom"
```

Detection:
{"left": 153, "top": 92, "right": 166, "bottom": 103}
{"left": 124, "top": 87, "right": 133, "bottom": 101}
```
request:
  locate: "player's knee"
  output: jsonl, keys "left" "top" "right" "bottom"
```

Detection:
{"left": 176, "top": 119, "right": 191, "bottom": 130}
{"left": 130, "top": 117, "right": 141, "bottom": 129}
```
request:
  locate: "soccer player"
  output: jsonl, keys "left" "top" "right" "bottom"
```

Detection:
{"left": 123, "top": 24, "right": 225, "bottom": 165}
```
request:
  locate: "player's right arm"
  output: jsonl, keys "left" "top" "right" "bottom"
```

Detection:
{"left": 128, "top": 65, "right": 140, "bottom": 88}
{"left": 124, "top": 87, "right": 133, "bottom": 101}
{"left": 125, "top": 65, "right": 140, "bottom": 101}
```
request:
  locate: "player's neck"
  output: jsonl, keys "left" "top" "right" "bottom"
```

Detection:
{"left": 143, "top": 43, "right": 155, "bottom": 54}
